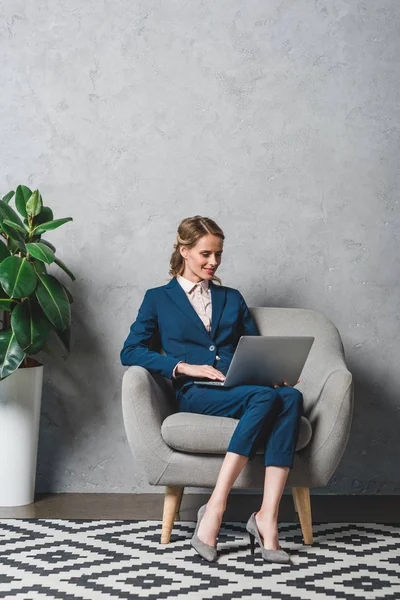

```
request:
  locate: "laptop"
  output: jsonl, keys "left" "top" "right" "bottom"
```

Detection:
{"left": 194, "top": 336, "right": 314, "bottom": 387}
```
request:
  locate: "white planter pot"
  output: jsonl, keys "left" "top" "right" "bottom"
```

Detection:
{"left": 0, "top": 364, "right": 44, "bottom": 507}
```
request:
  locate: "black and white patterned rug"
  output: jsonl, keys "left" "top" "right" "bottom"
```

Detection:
{"left": 0, "top": 519, "right": 399, "bottom": 599}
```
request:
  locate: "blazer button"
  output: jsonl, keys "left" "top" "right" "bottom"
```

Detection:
{"left": 209, "top": 345, "right": 215, "bottom": 351}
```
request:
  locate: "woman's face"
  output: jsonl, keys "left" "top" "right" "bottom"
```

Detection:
{"left": 180, "top": 234, "right": 223, "bottom": 282}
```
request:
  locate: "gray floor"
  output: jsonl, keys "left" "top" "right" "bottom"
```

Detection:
{"left": 0, "top": 493, "right": 399, "bottom": 521}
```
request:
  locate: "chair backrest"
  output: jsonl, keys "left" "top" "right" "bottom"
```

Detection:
{"left": 250, "top": 307, "right": 347, "bottom": 411}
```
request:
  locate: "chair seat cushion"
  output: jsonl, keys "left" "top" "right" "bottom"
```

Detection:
{"left": 161, "top": 413, "right": 312, "bottom": 455}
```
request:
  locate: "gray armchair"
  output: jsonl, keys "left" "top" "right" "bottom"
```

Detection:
{"left": 121, "top": 307, "right": 353, "bottom": 544}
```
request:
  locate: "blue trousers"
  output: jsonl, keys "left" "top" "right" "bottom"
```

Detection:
{"left": 177, "top": 384, "right": 304, "bottom": 469}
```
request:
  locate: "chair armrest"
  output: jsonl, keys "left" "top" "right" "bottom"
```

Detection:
{"left": 121, "top": 366, "right": 176, "bottom": 485}
{"left": 296, "top": 368, "right": 354, "bottom": 486}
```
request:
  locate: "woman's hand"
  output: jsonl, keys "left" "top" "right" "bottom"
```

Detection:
{"left": 176, "top": 362, "right": 226, "bottom": 381}
{"left": 273, "top": 379, "right": 300, "bottom": 389}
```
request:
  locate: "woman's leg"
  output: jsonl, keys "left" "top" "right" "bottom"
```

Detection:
{"left": 197, "top": 456, "right": 290, "bottom": 549}
{"left": 197, "top": 452, "right": 248, "bottom": 547}
{"left": 197, "top": 387, "right": 304, "bottom": 549}
{"left": 182, "top": 385, "right": 281, "bottom": 547}
{"left": 256, "top": 387, "right": 304, "bottom": 549}
{"left": 255, "top": 466, "right": 290, "bottom": 549}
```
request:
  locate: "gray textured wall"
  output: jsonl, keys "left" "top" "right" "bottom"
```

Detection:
{"left": 1, "top": 1, "right": 399, "bottom": 494}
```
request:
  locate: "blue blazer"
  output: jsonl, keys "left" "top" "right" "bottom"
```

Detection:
{"left": 120, "top": 277, "right": 259, "bottom": 392}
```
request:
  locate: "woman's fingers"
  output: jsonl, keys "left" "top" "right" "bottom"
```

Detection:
{"left": 204, "top": 366, "right": 225, "bottom": 380}
{"left": 204, "top": 367, "right": 220, "bottom": 375}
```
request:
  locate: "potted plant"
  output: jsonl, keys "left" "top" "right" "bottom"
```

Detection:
{"left": 0, "top": 185, "right": 74, "bottom": 506}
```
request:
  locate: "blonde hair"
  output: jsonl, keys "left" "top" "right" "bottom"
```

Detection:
{"left": 169, "top": 216, "right": 225, "bottom": 283}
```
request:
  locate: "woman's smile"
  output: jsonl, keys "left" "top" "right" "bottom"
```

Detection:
{"left": 180, "top": 233, "right": 223, "bottom": 282}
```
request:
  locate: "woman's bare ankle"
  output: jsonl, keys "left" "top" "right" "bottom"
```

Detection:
{"left": 255, "top": 512, "right": 280, "bottom": 549}
{"left": 256, "top": 509, "right": 278, "bottom": 523}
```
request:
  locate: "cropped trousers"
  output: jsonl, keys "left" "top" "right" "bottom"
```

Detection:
{"left": 177, "top": 383, "right": 304, "bottom": 469}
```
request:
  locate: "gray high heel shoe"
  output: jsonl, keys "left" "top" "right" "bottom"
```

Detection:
{"left": 191, "top": 504, "right": 218, "bottom": 562}
{"left": 246, "top": 512, "right": 290, "bottom": 564}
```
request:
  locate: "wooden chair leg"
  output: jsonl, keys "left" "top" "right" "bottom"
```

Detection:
{"left": 160, "top": 486, "right": 184, "bottom": 544}
{"left": 292, "top": 487, "right": 313, "bottom": 545}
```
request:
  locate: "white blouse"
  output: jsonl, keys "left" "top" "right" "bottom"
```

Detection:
{"left": 173, "top": 274, "right": 220, "bottom": 378}
{"left": 176, "top": 274, "right": 212, "bottom": 332}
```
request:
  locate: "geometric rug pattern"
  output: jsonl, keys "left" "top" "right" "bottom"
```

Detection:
{"left": 0, "top": 520, "right": 399, "bottom": 599}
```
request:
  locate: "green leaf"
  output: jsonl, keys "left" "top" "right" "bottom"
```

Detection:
{"left": 34, "top": 207, "right": 53, "bottom": 226}
{"left": 11, "top": 298, "right": 52, "bottom": 354}
{"left": 26, "top": 242, "right": 55, "bottom": 264}
{"left": 0, "top": 199, "right": 26, "bottom": 230}
{"left": 40, "top": 239, "right": 56, "bottom": 252}
{"left": 0, "top": 329, "right": 11, "bottom": 362}
{"left": 62, "top": 284, "right": 74, "bottom": 304}
{"left": 15, "top": 185, "right": 32, "bottom": 217}
{"left": 32, "top": 259, "right": 47, "bottom": 275}
{"left": 3, "top": 219, "right": 27, "bottom": 234}
{"left": 0, "top": 283, "right": 13, "bottom": 310}
{"left": 0, "top": 256, "right": 37, "bottom": 299}
{"left": 35, "top": 273, "right": 71, "bottom": 331}
{"left": 54, "top": 324, "right": 71, "bottom": 353}
{"left": 0, "top": 329, "right": 25, "bottom": 379}
{"left": 0, "top": 300, "right": 13, "bottom": 311}
{"left": 1, "top": 220, "right": 27, "bottom": 243}
{"left": 2, "top": 191, "right": 15, "bottom": 204}
{"left": 33, "top": 217, "right": 73, "bottom": 235}
{"left": 54, "top": 256, "right": 76, "bottom": 281}
{"left": 26, "top": 189, "right": 43, "bottom": 217}
{"left": 0, "top": 239, "right": 10, "bottom": 262}
{"left": 7, "top": 237, "right": 26, "bottom": 254}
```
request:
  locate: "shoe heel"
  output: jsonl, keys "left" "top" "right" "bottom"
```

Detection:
{"left": 248, "top": 532, "right": 255, "bottom": 555}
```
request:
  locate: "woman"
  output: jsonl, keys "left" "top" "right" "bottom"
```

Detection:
{"left": 120, "top": 216, "right": 304, "bottom": 564}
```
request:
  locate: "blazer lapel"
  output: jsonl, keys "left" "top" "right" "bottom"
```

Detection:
{"left": 165, "top": 278, "right": 211, "bottom": 337}
{"left": 210, "top": 281, "right": 226, "bottom": 339}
